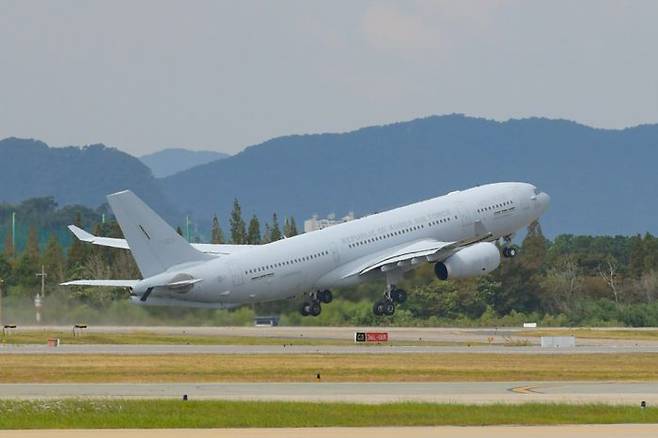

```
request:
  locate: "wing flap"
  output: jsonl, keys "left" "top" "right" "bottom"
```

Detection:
{"left": 351, "top": 232, "right": 495, "bottom": 277}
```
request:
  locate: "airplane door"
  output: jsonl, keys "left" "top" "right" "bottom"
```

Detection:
{"left": 330, "top": 242, "right": 340, "bottom": 267}
{"left": 228, "top": 261, "right": 245, "bottom": 287}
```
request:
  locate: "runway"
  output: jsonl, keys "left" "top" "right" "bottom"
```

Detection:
{"left": 1, "top": 381, "right": 655, "bottom": 404}
{"left": 2, "top": 426, "right": 658, "bottom": 438}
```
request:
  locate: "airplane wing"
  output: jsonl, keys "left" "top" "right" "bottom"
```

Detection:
{"left": 60, "top": 279, "right": 139, "bottom": 287}
{"left": 68, "top": 225, "right": 256, "bottom": 255}
{"left": 349, "top": 232, "right": 494, "bottom": 277}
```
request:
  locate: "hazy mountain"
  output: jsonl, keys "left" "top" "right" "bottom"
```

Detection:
{"left": 140, "top": 148, "right": 229, "bottom": 177}
{"left": 160, "top": 115, "right": 658, "bottom": 237}
{"left": 0, "top": 137, "right": 177, "bottom": 220}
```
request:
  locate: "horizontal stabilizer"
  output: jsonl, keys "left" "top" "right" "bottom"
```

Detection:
{"left": 68, "top": 225, "right": 257, "bottom": 255}
{"left": 68, "top": 225, "right": 130, "bottom": 249}
{"left": 60, "top": 279, "right": 139, "bottom": 288}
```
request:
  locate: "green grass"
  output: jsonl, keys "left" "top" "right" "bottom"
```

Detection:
{"left": 0, "top": 400, "right": 656, "bottom": 429}
{"left": 0, "top": 330, "right": 481, "bottom": 346}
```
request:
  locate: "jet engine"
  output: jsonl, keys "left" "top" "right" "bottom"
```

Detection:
{"left": 434, "top": 242, "right": 501, "bottom": 280}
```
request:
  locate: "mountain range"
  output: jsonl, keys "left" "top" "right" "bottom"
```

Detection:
{"left": 139, "top": 148, "right": 229, "bottom": 178}
{"left": 1, "top": 115, "right": 657, "bottom": 238}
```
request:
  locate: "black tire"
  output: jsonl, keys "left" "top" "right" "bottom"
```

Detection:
{"left": 373, "top": 301, "right": 385, "bottom": 316}
{"left": 384, "top": 301, "right": 396, "bottom": 316}
{"left": 508, "top": 247, "right": 517, "bottom": 258}
{"left": 392, "top": 289, "right": 407, "bottom": 304}
{"left": 319, "top": 289, "right": 333, "bottom": 304}
{"left": 300, "top": 302, "right": 310, "bottom": 316}
{"left": 309, "top": 302, "right": 322, "bottom": 316}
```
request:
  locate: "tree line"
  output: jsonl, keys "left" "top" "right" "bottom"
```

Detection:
{"left": 0, "top": 196, "right": 657, "bottom": 327}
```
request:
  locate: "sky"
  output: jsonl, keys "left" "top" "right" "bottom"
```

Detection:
{"left": 1, "top": 0, "right": 657, "bottom": 155}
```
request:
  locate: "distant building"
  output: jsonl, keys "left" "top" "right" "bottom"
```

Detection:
{"left": 304, "top": 212, "right": 355, "bottom": 233}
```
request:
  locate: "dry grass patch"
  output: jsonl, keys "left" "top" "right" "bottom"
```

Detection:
{"left": 2, "top": 353, "right": 658, "bottom": 383}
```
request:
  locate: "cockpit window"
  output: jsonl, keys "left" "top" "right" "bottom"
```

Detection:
{"left": 533, "top": 187, "right": 540, "bottom": 195}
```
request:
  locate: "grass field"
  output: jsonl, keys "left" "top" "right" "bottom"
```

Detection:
{"left": 0, "top": 330, "right": 485, "bottom": 347}
{"left": 0, "top": 400, "right": 656, "bottom": 429}
{"left": 520, "top": 328, "right": 658, "bottom": 341}
{"left": 2, "top": 353, "right": 658, "bottom": 383}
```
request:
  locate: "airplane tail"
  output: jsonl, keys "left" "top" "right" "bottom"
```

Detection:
{"left": 107, "top": 190, "right": 211, "bottom": 278}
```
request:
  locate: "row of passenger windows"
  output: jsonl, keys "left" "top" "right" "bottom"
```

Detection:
{"left": 246, "top": 251, "right": 329, "bottom": 275}
{"left": 477, "top": 200, "right": 513, "bottom": 213}
{"left": 428, "top": 216, "right": 457, "bottom": 227}
{"left": 348, "top": 224, "right": 426, "bottom": 248}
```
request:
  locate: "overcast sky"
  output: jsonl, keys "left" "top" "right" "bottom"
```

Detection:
{"left": 1, "top": 1, "right": 657, "bottom": 155}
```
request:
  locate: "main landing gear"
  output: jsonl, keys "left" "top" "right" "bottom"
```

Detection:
{"left": 501, "top": 235, "right": 518, "bottom": 258}
{"left": 300, "top": 289, "right": 332, "bottom": 317}
{"left": 373, "top": 286, "right": 407, "bottom": 317}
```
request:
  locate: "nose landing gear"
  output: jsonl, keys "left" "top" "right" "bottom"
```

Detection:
{"left": 501, "top": 235, "right": 518, "bottom": 258}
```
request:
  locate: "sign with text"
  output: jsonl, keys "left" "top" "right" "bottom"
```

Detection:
{"left": 354, "top": 332, "right": 389, "bottom": 343}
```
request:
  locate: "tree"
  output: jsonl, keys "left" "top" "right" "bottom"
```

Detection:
{"left": 229, "top": 199, "right": 247, "bottom": 244}
{"left": 25, "top": 225, "right": 40, "bottom": 261}
{"left": 3, "top": 225, "right": 13, "bottom": 258}
{"left": 42, "top": 234, "right": 65, "bottom": 284}
{"left": 67, "top": 211, "right": 88, "bottom": 272}
{"left": 0, "top": 254, "right": 12, "bottom": 287}
{"left": 598, "top": 257, "right": 621, "bottom": 304}
{"left": 261, "top": 223, "right": 272, "bottom": 244}
{"left": 284, "top": 217, "right": 298, "bottom": 237}
{"left": 247, "top": 215, "right": 261, "bottom": 244}
{"left": 176, "top": 226, "right": 184, "bottom": 236}
{"left": 520, "top": 220, "right": 547, "bottom": 272}
{"left": 211, "top": 215, "right": 225, "bottom": 244}
{"left": 270, "top": 213, "right": 282, "bottom": 242}
{"left": 539, "top": 256, "right": 583, "bottom": 313}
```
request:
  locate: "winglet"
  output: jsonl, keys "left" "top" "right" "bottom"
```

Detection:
{"left": 68, "top": 225, "right": 95, "bottom": 242}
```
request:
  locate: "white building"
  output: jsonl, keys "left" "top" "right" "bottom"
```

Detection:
{"left": 304, "top": 212, "right": 355, "bottom": 233}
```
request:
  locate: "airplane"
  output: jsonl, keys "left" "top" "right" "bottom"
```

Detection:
{"left": 62, "top": 182, "right": 550, "bottom": 317}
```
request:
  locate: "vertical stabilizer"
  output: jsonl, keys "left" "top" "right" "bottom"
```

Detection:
{"left": 107, "top": 190, "right": 211, "bottom": 277}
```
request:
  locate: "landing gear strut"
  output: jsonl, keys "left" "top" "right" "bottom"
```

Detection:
{"left": 300, "top": 289, "right": 332, "bottom": 317}
{"left": 373, "top": 285, "right": 407, "bottom": 317}
{"left": 501, "top": 235, "right": 518, "bottom": 258}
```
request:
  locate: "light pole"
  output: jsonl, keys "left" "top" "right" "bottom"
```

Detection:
{"left": 35, "top": 265, "right": 47, "bottom": 324}
{"left": 0, "top": 278, "right": 4, "bottom": 327}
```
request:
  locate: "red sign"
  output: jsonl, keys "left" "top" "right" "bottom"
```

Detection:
{"left": 366, "top": 332, "right": 388, "bottom": 342}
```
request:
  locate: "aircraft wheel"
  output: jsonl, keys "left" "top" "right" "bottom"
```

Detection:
{"left": 391, "top": 288, "right": 407, "bottom": 304}
{"left": 300, "top": 302, "right": 311, "bottom": 316}
{"left": 309, "top": 301, "right": 322, "bottom": 317}
{"left": 373, "top": 301, "right": 384, "bottom": 315}
{"left": 319, "top": 289, "right": 333, "bottom": 304}
{"left": 383, "top": 301, "right": 396, "bottom": 316}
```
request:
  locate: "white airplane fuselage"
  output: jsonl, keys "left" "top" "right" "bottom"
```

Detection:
{"left": 130, "top": 182, "right": 550, "bottom": 308}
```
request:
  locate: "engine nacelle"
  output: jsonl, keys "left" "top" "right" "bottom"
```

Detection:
{"left": 434, "top": 242, "right": 501, "bottom": 280}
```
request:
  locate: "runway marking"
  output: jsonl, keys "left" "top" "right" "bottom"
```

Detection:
{"left": 510, "top": 385, "right": 542, "bottom": 394}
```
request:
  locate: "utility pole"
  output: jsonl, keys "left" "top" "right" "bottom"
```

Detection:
{"left": 11, "top": 212, "right": 15, "bottom": 253}
{"left": 0, "top": 278, "right": 4, "bottom": 327}
{"left": 35, "top": 265, "right": 47, "bottom": 324}
{"left": 186, "top": 216, "right": 190, "bottom": 242}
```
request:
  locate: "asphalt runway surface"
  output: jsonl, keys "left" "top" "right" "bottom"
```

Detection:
{"left": 3, "top": 426, "right": 658, "bottom": 438}
{"left": 4, "top": 325, "right": 658, "bottom": 354}
{"left": 1, "top": 381, "right": 656, "bottom": 404}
